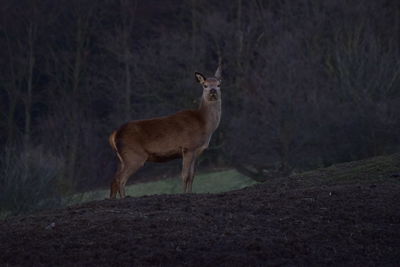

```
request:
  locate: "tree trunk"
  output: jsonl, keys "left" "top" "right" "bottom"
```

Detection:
{"left": 191, "top": 0, "right": 197, "bottom": 61}
{"left": 124, "top": 46, "right": 131, "bottom": 121}
{"left": 24, "top": 23, "right": 36, "bottom": 152}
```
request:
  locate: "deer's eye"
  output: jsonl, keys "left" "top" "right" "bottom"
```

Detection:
{"left": 203, "top": 85, "right": 208, "bottom": 88}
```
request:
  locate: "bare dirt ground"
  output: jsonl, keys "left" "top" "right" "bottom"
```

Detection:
{"left": 1, "top": 155, "right": 400, "bottom": 266}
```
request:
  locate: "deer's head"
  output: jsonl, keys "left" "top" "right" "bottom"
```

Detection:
{"left": 195, "top": 65, "right": 222, "bottom": 102}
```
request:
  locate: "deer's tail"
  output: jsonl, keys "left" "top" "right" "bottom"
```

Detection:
{"left": 109, "top": 131, "right": 123, "bottom": 165}
{"left": 109, "top": 131, "right": 118, "bottom": 151}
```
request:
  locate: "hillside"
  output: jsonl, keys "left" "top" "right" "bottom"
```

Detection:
{"left": 1, "top": 154, "right": 400, "bottom": 266}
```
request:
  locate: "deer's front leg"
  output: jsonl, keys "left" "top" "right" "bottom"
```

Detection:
{"left": 186, "top": 148, "right": 205, "bottom": 193}
{"left": 181, "top": 149, "right": 195, "bottom": 193}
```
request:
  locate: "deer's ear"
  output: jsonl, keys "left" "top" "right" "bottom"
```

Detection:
{"left": 195, "top": 72, "right": 206, "bottom": 84}
{"left": 214, "top": 65, "right": 222, "bottom": 81}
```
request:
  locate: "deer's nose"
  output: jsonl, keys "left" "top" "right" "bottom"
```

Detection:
{"left": 210, "top": 89, "right": 217, "bottom": 94}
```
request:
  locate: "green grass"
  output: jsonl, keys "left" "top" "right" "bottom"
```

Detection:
{"left": 71, "top": 169, "right": 258, "bottom": 203}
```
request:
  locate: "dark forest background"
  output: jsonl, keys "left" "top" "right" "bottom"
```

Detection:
{"left": 1, "top": 0, "right": 400, "bottom": 214}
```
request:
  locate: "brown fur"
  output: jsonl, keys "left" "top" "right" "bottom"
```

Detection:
{"left": 109, "top": 66, "right": 222, "bottom": 199}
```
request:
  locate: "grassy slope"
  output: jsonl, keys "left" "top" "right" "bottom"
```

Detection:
{"left": 249, "top": 152, "right": 400, "bottom": 193}
{"left": 2, "top": 152, "right": 398, "bottom": 221}
{"left": 72, "top": 169, "right": 258, "bottom": 203}
{"left": 74, "top": 153, "right": 400, "bottom": 204}
{"left": 296, "top": 153, "right": 400, "bottom": 185}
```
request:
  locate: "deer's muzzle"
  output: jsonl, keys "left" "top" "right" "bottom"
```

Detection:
{"left": 208, "top": 89, "right": 218, "bottom": 101}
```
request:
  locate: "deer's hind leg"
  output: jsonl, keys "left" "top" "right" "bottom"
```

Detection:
{"left": 110, "top": 150, "right": 147, "bottom": 199}
{"left": 110, "top": 162, "right": 123, "bottom": 199}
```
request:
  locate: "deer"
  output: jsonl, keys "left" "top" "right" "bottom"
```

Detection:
{"left": 108, "top": 65, "right": 222, "bottom": 199}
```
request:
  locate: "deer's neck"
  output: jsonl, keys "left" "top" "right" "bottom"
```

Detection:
{"left": 198, "top": 98, "right": 221, "bottom": 132}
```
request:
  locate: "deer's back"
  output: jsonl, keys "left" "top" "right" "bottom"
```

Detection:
{"left": 114, "top": 110, "right": 209, "bottom": 162}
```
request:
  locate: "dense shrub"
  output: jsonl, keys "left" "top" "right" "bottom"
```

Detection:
{"left": 0, "top": 147, "right": 65, "bottom": 217}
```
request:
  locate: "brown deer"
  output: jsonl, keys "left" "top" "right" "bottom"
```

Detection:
{"left": 109, "top": 65, "right": 222, "bottom": 199}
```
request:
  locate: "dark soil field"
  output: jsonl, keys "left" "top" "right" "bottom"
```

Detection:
{"left": 1, "top": 154, "right": 400, "bottom": 266}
